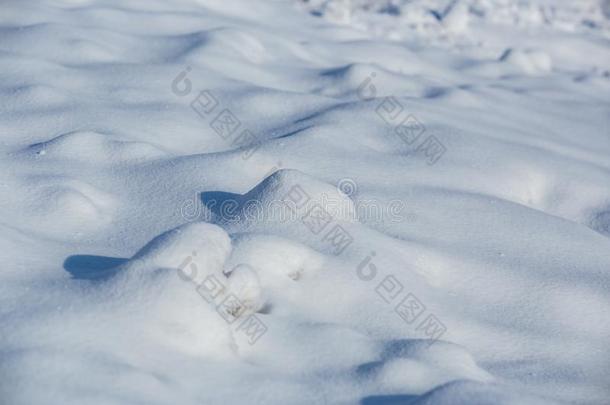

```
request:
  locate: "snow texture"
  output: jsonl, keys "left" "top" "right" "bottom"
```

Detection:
{"left": 1, "top": 0, "right": 609, "bottom": 404}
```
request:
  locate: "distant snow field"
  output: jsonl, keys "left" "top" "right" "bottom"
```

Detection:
{"left": 0, "top": 0, "right": 609, "bottom": 404}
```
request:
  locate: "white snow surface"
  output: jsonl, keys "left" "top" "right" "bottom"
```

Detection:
{"left": 1, "top": 0, "right": 610, "bottom": 404}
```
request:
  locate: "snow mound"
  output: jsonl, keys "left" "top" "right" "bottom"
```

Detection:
{"left": 499, "top": 48, "right": 553, "bottom": 75}
{"left": 13, "top": 177, "right": 118, "bottom": 237}
{"left": 357, "top": 339, "right": 494, "bottom": 395}
{"left": 203, "top": 168, "right": 357, "bottom": 231}
{"left": 181, "top": 27, "right": 268, "bottom": 65}
{"left": 413, "top": 380, "right": 558, "bottom": 405}
{"left": 25, "top": 131, "right": 167, "bottom": 163}
{"left": 228, "top": 233, "right": 327, "bottom": 282}
{"left": 124, "top": 222, "right": 232, "bottom": 285}
{"left": 224, "top": 263, "right": 265, "bottom": 313}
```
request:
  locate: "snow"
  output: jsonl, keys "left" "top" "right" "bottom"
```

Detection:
{"left": 1, "top": 0, "right": 609, "bottom": 404}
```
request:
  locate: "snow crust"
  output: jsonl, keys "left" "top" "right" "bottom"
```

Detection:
{"left": 1, "top": 0, "right": 609, "bottom": 404}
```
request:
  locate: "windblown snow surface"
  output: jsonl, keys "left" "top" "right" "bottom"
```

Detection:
{"left": 1, "top": 0, "right": 610, "bottom": 404}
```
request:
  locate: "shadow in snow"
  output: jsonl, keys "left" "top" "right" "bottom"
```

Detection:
{"left": 361, "top": 394, "right": 418, "bottom": 404}
{"left": 64, "top": 254, "right": 127, "bottom": 280}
